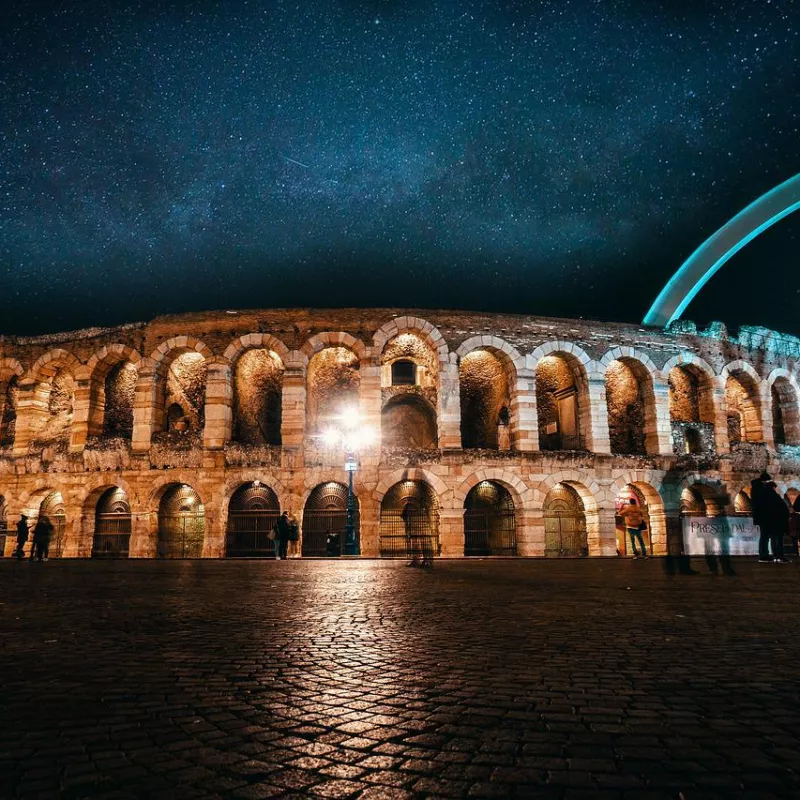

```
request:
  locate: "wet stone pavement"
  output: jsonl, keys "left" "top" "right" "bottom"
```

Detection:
{"left": 1, "top": 558, "right": 800, "bottom": 800}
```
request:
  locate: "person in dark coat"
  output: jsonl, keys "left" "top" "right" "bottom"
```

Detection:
{"left": 15, "top": 514, "right": 29, "bottom": 560}
{"left": 752, "top": 473, "right": 790, "bottom": 563}
{"left": 31, "top": 515, "right": 54, "bottom": 562}
{"left": 274, "top": 511, "right": 290, "bottom": 560}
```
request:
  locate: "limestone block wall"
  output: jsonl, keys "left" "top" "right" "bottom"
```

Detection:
{"left": 1, "top": 308, "right": 800, "bottom": 559}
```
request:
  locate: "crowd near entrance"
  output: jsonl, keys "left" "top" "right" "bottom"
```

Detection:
{"left": 302, "top": 482, "right": 358, "bottom": 557}
{"left": 226, "top": 482, "right": 280, "bottom": 558}
{"left": 543, "top": 483, "right": 588, "bottom": 557}
{"left": 463, "top": 481, "right": 517, "bottom": 556}
{"left": 379, "top": 480, "right": 440, "bottom": 559}
{"left": 92, "top": 487, "right": 131, "bottom": 559}
{"left": 157, "top": 484, "right": 205, "bottom": 558}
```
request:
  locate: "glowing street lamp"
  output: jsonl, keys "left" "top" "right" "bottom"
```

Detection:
{"left": 322, "top": 408, "right": 374, "bottom": 556}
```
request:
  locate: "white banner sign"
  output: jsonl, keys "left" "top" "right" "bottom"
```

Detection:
{"left": 682, "top": 515, "right": 759, "bottom": 556}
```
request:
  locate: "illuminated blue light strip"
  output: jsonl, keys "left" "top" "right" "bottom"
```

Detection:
{"left": 644, "top": 174, "right": 800, "bottom": 327}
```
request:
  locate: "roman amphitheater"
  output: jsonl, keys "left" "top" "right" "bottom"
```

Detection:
{"left": 1, "top": 307, "right": 799, "bottom": 560}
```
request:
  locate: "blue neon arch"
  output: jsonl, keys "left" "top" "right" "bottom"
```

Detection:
{"left": 644, "top": 173, "right": 800, "bottom": 327}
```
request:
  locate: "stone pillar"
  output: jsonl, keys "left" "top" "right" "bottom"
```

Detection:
{"left": 586, "top": 377, "right": 611, "bottom": 454}
{"left": 649, "top": 377, "right": 674, "bottom": 456}
{"left": 131, "top": 364, "right": 157, "bottom": 454}
{"left": 516, "top": 510, "right": 543, "bottom": 556}
{"left": 712, "top": 384, "right": 730, "bottom": 455}
{"left": 359, "top": 349, "right": 383, "bottom": 447}
{"left": 129, "top": 511, "right": 157, "bottom": 558}
{"left": 202, "top": 508, "right": 224, "bottom": 558}
{"left": 358, "top": 493, "right": 380, "bottom": 557}
{"left": 203, "top": 360, "right": 233, "bottom": 450}
{"left": 760, "top": 382, "right": 776, "bottom": 450}
{"left": 12, "top": 380, "right": 48, "bottom": 457}
{"left": 593, "top": 506, "right": 617, "bottom": 556}
{"left": 648, "top": 507, "right": 668, "bottom": 556}
{"left": 281, "top": 351, "right": 306, "bottom": 451}
{"left": 69, "top": 378, "right": 91, "bottom": 452}
{"left": 438, "top": 356, "right": 461, "bottom": 449}
{"left": 439, "top": 507, "right": 463, "bottom": 557}
{"left": 512, "top": 371, "right": 538, "bottom": 452}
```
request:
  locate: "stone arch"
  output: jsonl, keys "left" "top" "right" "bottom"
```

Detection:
{"left": 767, "top": 368, "right": 800, "bottom": 446}
{"left": 663, "top": 354, "right": 718, "bottom": 455}
{"left": 455, "top": 336, "right": 525, "bottom": 373}
{"left": 599, "top": 350, "right": 661, "bottom": 455}
{"left": 148, "top": 336, "right": 214, "bottom": 374}
{"left": 0, "top": 359, "right": 23, "bottom": 449}
{"left": 301, "top": 481, "right": 361, "bottom": 557}
{"left": 373, "top": 316, "right": 449, "bottom": 365}
{"left": 78, "top": 477, "right": 135, "bottom": 559}
{"left": 381, "top": 393, "right": 438, "bottom": 449}
{"left": 17, "top": 483, "right": 69, "bottom": 558}
{"left": 540, "top": 479, "right": 596, "bottom": 557}
{"left": 378, "top": 476, "right": 441, "bottom": 559}
{"left": 154, "top": 481, "right": 207, "bottom": 559}
{"left": 218, "top": 473, "right": 287, "bottom": 520}
{"left": 223, "top": 333, "right": 290, "bottom": 367}
{"left": 529, "top": 341, "right": 594, "bottom": 374}
{"left": 454, "top": 470, "right": 531, "bottom": 510}
{"left": 305, "top": 343, "right": 362, "bottom": 436}
{"left": 609, "top": 474, "right": 668, "bottom": 556}
{"left": 26, "top": 349, "right": 83, "bottom": 386}
{"left": 374, "top": 467, "right": 450, "bottom": 505}
{"left": 225, "top": 480, "right": 282, "bottom": 558}
{"left": 301, "top": 331, "right": 367, "bottom": 363}
{"left": 84, "top": 344, "right": 142, "bottom": 440}
{"left": 721, "top": 360, "right": 763, "bottom": 444}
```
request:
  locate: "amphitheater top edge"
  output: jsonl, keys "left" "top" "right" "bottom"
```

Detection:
{"left": 1, "top": 307, "right": 799, "bottom": 358}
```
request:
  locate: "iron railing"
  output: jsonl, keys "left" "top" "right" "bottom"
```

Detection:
{"left": 301, "top": 509, "right": 360, "bottom": 557}
{"left": 544, "top": 513, "right": 588, "bottom": 557}
{"left": 379, "top": 510, "right": 439, "bottom": 559}
{"left": 225, "top": 510, "right": 280, "bottom": 558}
{"left": 157, "top": 514, "right": 205, "bottom": 559}
{"left": 464, "top": 511, "right": 517, "bottom": 556}
{"left": 93, "top": 514, "right": 131, "bottom": 559}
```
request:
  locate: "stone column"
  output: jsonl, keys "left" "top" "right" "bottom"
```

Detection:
{"left": 280, "top": 351, "right": 306, "bottom": 451}
{"left": 516, "top": 509, "right": 544, "bottom": 556}
{"left": 712, "top": 383, "right": 730, "bottom": 455}
{"left": 359, "top": 348, "right": 383, "bottom": 447}
{"left": 131, "top": 363, "right": 158, "bottom": 454}
{"left": 512, "top": 370, "right": 538, "bottom": 452}
{"left": 760, "top": 382, "right": 776, "bottom": 450}
{"left": 358, "top": 493, "right": 380, "bottom": 557}
{"left": 439, "top": 506, "right": 463, "bottom": 557}
{"left": 12, "top": 380, "right": 48, "bottom": 457}
{"left": 203, "top": 360, "right": 233, "bottom": 450}
{"left": 593, "top": 505, "right": 618, "bottom": 556}
{"left": 129, "top": 511, "right": 157, "bottom": 558}
{"left": 438, "top": 355, "right": 461, "bottom": 449}
{"left": 69, "top": 377, "right": 91, "bottom": 452}
{"left": 586, "top": 377, "right": 611, "bottom": 454}
{"left": 202, "top": 508, "right": 224, "bottom": 558}
{"left": 649, "top": 376, "right": 674, "bottom": 456}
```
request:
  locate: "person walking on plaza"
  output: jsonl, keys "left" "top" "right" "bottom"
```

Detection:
{"left": 273, "top": 511, "right": 290, "bottom": 560}
{"left": 31, "top": 515, "right": 53, "bottom": 562}
{"left": 619, "top": 497, "right": 648, "bottom": 559}
{"left": 752, "top": 472, "right": 790, "bottom": 563}
{"left": 14, "top": 514, "right": 29, "bottom": 560}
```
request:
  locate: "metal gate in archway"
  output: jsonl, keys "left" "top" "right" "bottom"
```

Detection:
{"left": 543, "top": 483, "right": 588, "bottom": 557}
{"left": 464, "top": 481, "right": 517, "bottom": 556}
{"left": 40, "top": 491, "right": 67, "bottom": 558}
{"left": 93, "top": 487, "right": 131, "bottom": 559}
{"left": 380, "top": 480, "right": 440, "bottom": 559}
{"left": 302, "top": 482, "right": 359, "bottom": 557}
{"left": 158, "top": 484, "right": 205, "bottom": 559}
{"left": 226, "top": 482, "right": 280, "bottom": 558}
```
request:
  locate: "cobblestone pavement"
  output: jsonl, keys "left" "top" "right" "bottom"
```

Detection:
{"left": 1, "top": 558, "right": 800, "bottom": 800}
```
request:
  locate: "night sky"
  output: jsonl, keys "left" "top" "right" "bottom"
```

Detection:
{"left": 1, "top": 0, "right": 798, "bottom": 336}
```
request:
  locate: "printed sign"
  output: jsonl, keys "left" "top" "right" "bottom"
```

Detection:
{"left": 344, "top": 460, "right": 358, "bottom": 472}
{"left": 682, "top": 515, "right": 759, "bottom": 556}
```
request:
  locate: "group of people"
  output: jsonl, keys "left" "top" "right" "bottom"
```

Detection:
{"left": 752, "top": 471, "right": 796, "bottom": 563}
{"left": 270, "top": 511, "right": 299, "bottom": 559}
{"left": 13, "top": 513, "right": 54, "bottom": 562}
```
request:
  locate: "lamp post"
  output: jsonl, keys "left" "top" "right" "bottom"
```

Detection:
{"left": 323, "top": 408, "right": 374, "bottom": 557}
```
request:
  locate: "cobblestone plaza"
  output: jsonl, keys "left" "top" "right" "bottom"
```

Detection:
{"left": 2, "top": 558, "right": 799, "bottom": 798}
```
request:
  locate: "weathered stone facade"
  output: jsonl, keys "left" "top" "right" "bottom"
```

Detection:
{"left": 2, "top": 308, "right": 800, "bottom": 559}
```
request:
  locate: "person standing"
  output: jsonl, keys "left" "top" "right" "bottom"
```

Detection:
{"left": 752, "top": 473, "right": 790, "bottom": 563}
{"left": 14, "top": 514, "right": 29, "bottom": 560}
{"left": 273, "top": 511, "right": 290, "bottom": 560}
{"left": 31, "top": 515, "right": 54, "bottom": 562}
{"left": 618, "top": 497, "right": 648, "bottom": 559}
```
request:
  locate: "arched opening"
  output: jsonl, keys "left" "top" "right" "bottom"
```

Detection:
{"left": 379, "top": 480, "right": 440, "bottom": 559}
{"left": 459, "top": 350, "right": 510, "bottom": 450}
{"left": 0, "top": 376, "right": 19, "bottom": 449}
{"left": 605, "top": 358, "right": 655, "bottom": 455}
{"left": 543, "top": 483, "right": 588, "bottom": 557}
{"left": 771, "top": 378, "right": 800, "bottom": 446}
{"left": 725, "top": 371, "right": 762, "bottom": 444}
{"left": 157, "top": 484, "right": 205, "bottom": 558}
{"left": 92, "top": 487, "right": 131, "bottom": 559}
{"left": 463, "top": 481, "right": 517, "bottom": 556}
{"left": 38, "top": 491, "right": 67, "bottom": 558}
{"left": 87, "top": 358, "right": 138, "bottom": 442}
{"left": 153, "top": 352, "right": 208, "bottom": 441}
{"left": 381, "top": 395, "right": 438, "bottom": 449}
{"left": 226, "top": 482, "right": 280, "bottom": 558}
{"left": 30, "top": 367, "right": 76, "bottom": 447}
{"left": 668, "top": 364, "right": 716, "bottom": 455}
{"left": 734, "top": 489, "right": 753, "bottom": 515}
{"left": 233, "top": 349, "right": 284, "bottom": 445}
{"left": 306, "top": 347, "right": 360, "bottom": 435}
{"left": 614, "top": 485, "right": 653, "bottom": 556}
{"left": 302, "top": 482, "right": 360, "bottom": 557}
{"left": 536, "top": 354, "right": 586, "bottom": 451}
{"left": 680, "top": 483, "right": 726, "bottom": 517}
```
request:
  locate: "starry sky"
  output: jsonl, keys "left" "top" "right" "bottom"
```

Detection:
{"left": 1, "top": 0, "right": 798, "bottom": 336}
